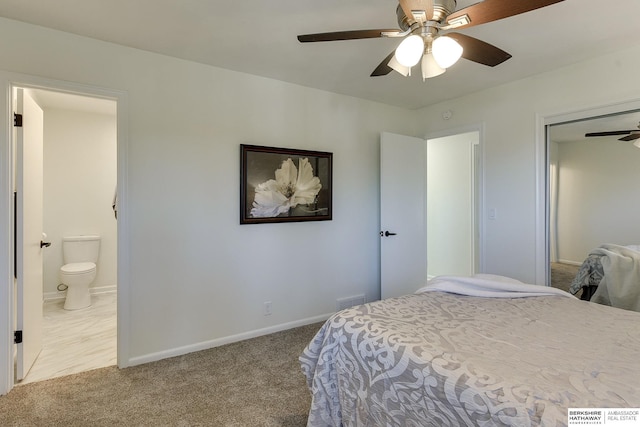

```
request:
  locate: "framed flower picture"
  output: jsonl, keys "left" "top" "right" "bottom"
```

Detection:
{"left": 240, "top": 144, "right": 332, "bottom": 224}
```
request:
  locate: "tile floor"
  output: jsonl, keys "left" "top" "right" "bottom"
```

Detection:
{"left": 18, "top": 292, "right": 117, "bottom": 385}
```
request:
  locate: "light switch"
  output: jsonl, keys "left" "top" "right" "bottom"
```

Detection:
{"left": 489, "top": 208, "right": 497, "bottom": 220}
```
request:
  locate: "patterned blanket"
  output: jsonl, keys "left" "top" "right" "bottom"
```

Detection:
{"left": 569, "top": 254, "right": 604, "bottom": 296}
{"left": 300, "top": 281, "right": 640, "bottom": 426}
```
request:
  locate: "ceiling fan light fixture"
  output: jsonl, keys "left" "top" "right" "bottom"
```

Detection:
{"left": 421, "top": 53, "right": 445, "bottom": 80}
{"left": 432, "top": 36, "right": 463, "bottom": 69}
{"left": 388, "top": 54, "right": 411, "bottom": 76}
{"left": 395, "top": 35, "right": 424, "bottom": 67}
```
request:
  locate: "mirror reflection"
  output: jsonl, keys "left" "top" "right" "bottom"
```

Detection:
{"left": 548, "top": 111, "right": 640, "bottom": 310}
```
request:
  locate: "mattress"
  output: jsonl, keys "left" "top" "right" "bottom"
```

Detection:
{"left": 300, "top": 278, "right": 640, "bottom": 426}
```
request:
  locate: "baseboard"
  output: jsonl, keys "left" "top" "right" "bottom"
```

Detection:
{"left": 557, "top": 259, "right": 582, "bottom": 266}
{"left": 127, "top": 312, "right": 333, "bottom": 367}
{"left": 90, "top": 285, "right": 117, "bottom": 295}
{"left": 43, "top": 284, "right": 117, "bottom": 302}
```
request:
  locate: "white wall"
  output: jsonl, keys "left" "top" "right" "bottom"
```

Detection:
{"left": 415, "top": 43, "right": 640, "bottom": 284}
{"left": 0, "top": 16, "right": 419, "bottom": 370}
{"left": 555, "top": 138, "right": 640, "bottom": 263}
{"left": 43, "top": 108, "right": 117, "bottom": 296}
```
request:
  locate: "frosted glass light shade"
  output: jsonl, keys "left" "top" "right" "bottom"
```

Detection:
{"left": 432, "top": 36, "right": 463, "bottom": 69}
{"left": 634, "top": 139, "right": 640, "bottom": 149}
{"left": 388, "top": 54, "right": 410, "bottom": 76}
{"left": 421, "top": 53, "right": 445, "bottom": 80}
{"left": 395, "top": 35, "right": 424, "bottom": 67}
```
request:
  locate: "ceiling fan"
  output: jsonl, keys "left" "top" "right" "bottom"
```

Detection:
{"left": 585, "top": 122, "right": 640, "bottom": 148}
{"left": 297, "top": 0, "right": 565, "bottom": 80}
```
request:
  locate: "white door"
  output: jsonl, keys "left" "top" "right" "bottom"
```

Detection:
{"left": 380, "top": 132, "right": 427, "bottom": 299}
{"left": 15, "top": 88, "right": 44, "bottom": 381}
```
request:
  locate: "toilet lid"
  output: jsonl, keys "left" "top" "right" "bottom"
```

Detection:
{"left": 60, "top": 262, "right": 96, "bottom": 275}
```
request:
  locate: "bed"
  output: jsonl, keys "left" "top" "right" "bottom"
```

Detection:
{"left": 300, "top": 275, "right": 640, "bottom": 426}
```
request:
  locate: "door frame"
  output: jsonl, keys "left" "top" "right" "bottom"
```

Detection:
{"left": 425, "top": 123, "right": 485, "bottom": 275}
{"left": 534, "top": 98, "right": 640, "bottom": 286}
{"left": 0, "top": 71, "right": 130, "bottom": 394}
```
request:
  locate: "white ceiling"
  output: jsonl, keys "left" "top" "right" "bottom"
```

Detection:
{"left": 3, "top": 0, "right": 640, "bottom": 137}
{"left": 27, "top": 89, "right": 116, "bottom": 116}
{"left": 0, "top": 0, "right": 639, "bottom": 112}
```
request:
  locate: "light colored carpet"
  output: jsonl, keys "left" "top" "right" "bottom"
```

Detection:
{"left": 551, "top": 262, "right": 580, "bottom": 297}
{"left": 0, "top": 267, "right": 583, "bottom": 426}
{"left": 0, "top": 322, "right": 323, "bottom": 426}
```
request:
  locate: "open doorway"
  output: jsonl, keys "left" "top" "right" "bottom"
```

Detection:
{"left": 379, "top": 128, "right": 481, "bottom": 299}
{"left": 13, "top": 87, "right": 118, "bottom": 384}
{"left": 426, "top": 131, "right": 480, "bottom": 278}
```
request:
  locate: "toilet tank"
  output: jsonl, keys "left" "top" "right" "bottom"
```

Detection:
{"left": 62, "top": 235, "right": 101, "bottom": 264}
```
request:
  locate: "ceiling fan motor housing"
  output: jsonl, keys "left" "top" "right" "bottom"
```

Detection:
{"left": 398, "top": 0, "right": 458, "bottom": 45}
{"left": 431, "top": 0, "right": 458, "bottom": 23}
{"left": 396, "top": 5, "right": 413, "bottom": 31}
{"left": 397, "top": 0, "right": 457, "bottom": 27}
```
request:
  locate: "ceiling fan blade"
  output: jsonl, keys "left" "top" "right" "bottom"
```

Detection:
{"left": 619, "top": 133, "right": 640, "bottom": 142}
{"left": 398, "top": 0, "right": 435, "bottom": 23}
{"left": 371, "top": 51, "right": 396, "bottom": 77}
{"left": 447, "top": 33, "right": 511, "bottom": 67}
{"left": 585, "top": 131, "right": 636, "bottom": 137}
{"left": 297, "top": 29, "right": 400, "bottom": 43}
{"left": 446, "top": 0, "right": 565, "bottom": 30}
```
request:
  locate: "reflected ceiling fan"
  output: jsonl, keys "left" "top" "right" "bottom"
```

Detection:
{"left": 297, "top": 0, "right": 565, "bottom": 80}
{"left": 585, "top": 122, "right": 640, "bottom": 148}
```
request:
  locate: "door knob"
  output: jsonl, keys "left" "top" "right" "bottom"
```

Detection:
{"left": 380, "top": 231, "right": 397, "bottom": 237}
{"left": 40, "top": 240, "right": 51, "bottom": 248}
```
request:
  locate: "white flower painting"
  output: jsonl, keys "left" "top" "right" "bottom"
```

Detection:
{"left": 241, "top": 145, "right": 332, "bottom": 224}
{"left": 250, "top": 157, "right": 322, "bottom": 218}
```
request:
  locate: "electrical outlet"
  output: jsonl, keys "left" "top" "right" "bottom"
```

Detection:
{"left": 263, "top": 301, "right": 272, "bottom": 316}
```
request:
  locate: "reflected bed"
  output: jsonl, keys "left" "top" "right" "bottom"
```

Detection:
{"left": 570, "top": 244, "right": 640, "bottom": 310}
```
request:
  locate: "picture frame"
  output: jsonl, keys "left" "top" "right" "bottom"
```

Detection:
{"left": 240, "top": 144, "right": 332, "bottom": 224}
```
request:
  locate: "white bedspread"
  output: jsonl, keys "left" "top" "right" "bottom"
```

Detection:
{"left": 590, "top": 244, "right": 640, "bottom": 311}
{"left": 300, "top": 276, "right": 640, "bottom": 426}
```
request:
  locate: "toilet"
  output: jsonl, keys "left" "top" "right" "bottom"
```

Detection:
{"left": 59, "top": 235, "right": 100, "bottom": 310}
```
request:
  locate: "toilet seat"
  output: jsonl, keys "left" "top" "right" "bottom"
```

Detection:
{"left": 60, "top": 262, "right": 96, "bottom": 275}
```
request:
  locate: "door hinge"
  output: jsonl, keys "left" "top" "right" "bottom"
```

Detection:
{"left": 14, "top": 113, "right": 22, "bottom": 127}
{"left": 14, "top": 330, "right": 23, "bottom": 344}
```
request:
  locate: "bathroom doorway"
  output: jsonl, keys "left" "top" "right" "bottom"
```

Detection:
{"left": 13, "top": 87, "right": 118, "bottom": 384}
